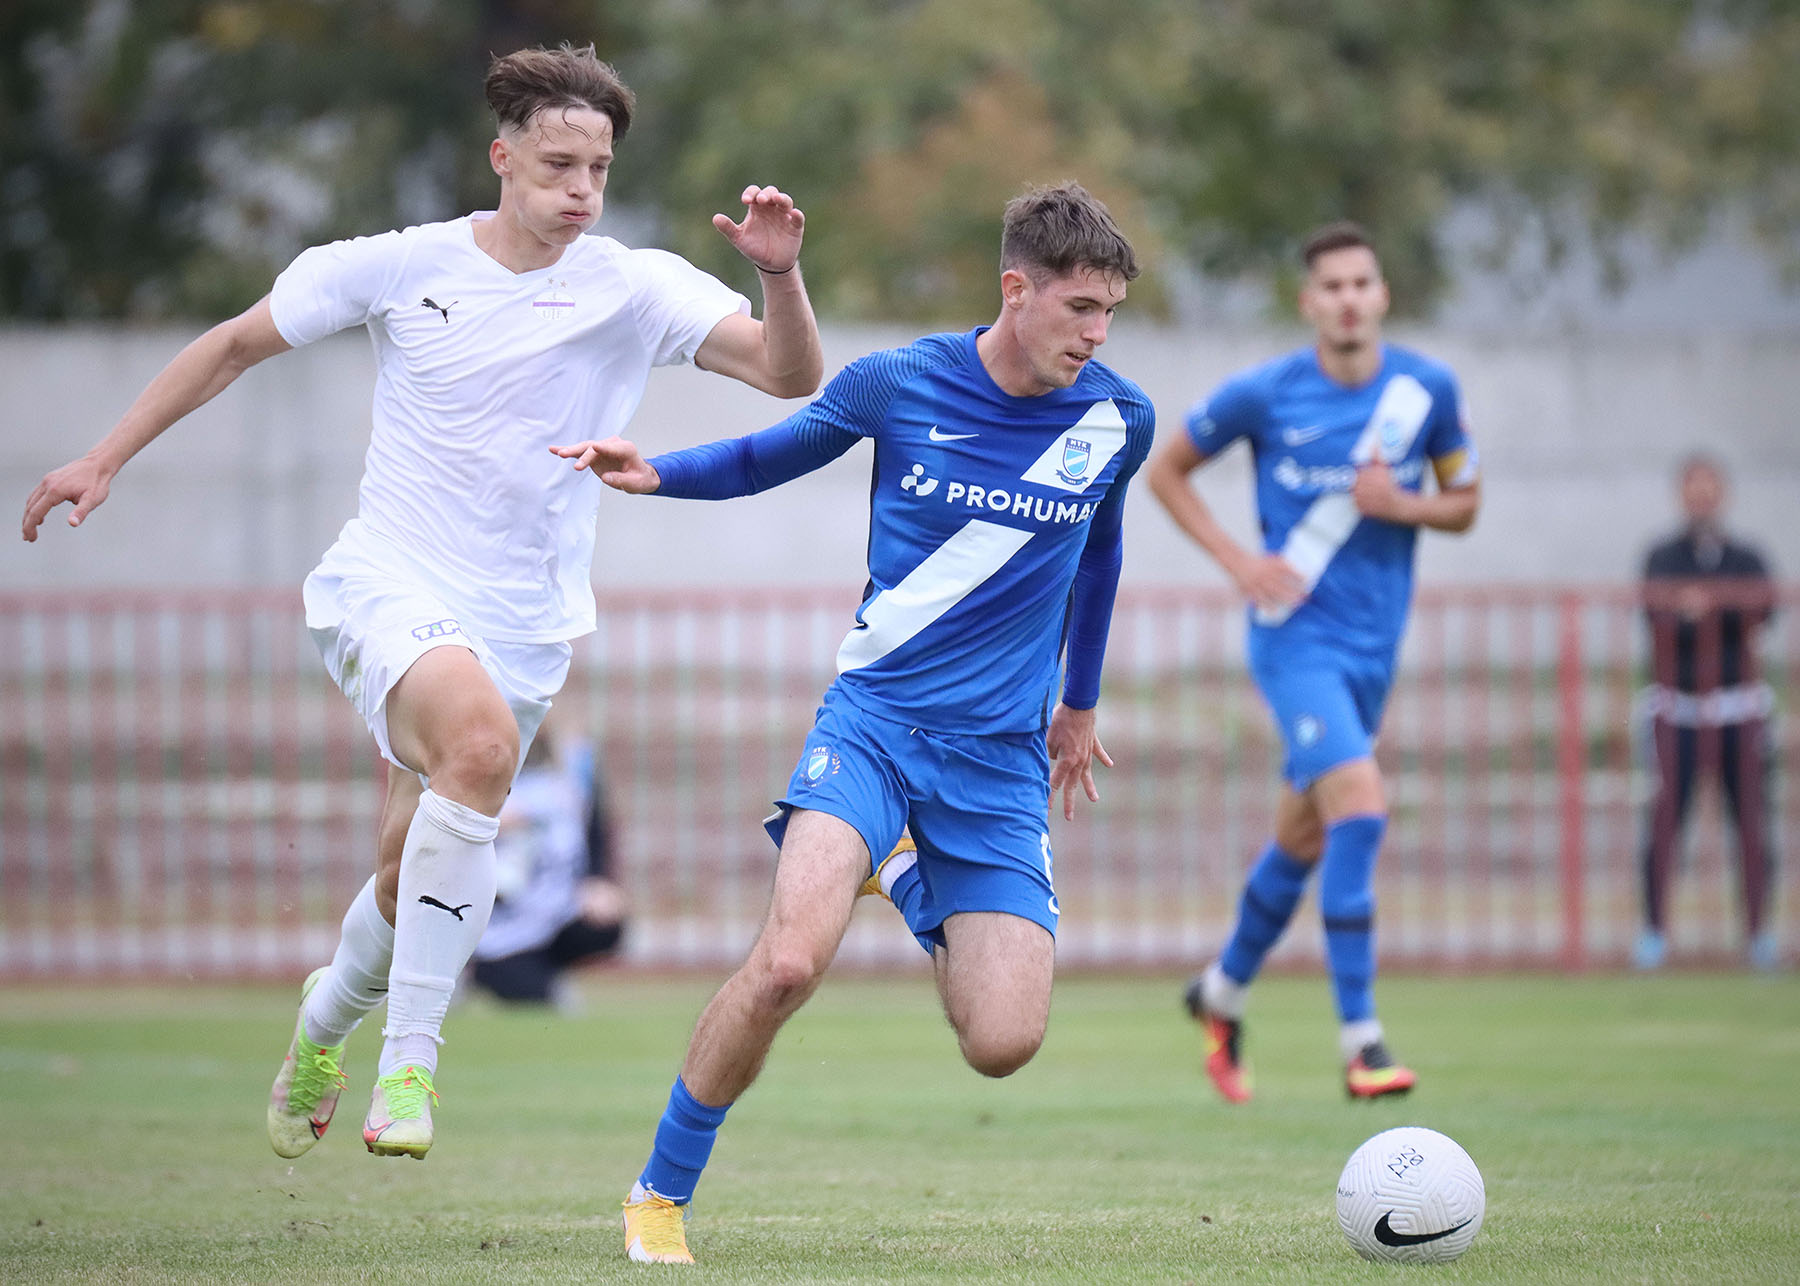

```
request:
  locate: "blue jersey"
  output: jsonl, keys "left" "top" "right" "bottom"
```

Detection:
{"left": 813, "top": 329, "right": 1154, "bottom": 734}
{"left": 1186, "top": 343, "right": 1477, "bottom": 654}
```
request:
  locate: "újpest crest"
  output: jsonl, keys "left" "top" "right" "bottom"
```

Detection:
{"left": 1056, "top": 438, "right": 1092, "bottom": 485}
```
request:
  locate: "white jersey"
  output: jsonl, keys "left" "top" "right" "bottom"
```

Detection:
{"left": 270, "top": 213, "right": 749, "bottom": 642}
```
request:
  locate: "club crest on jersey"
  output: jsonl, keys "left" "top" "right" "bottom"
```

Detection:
{"left": 803, "top": 745, "right": 839, "bottom": 784}
{"left": 532, "top": 280, "right": 575, "bottom": 322}
{"left": 1019, "top": 399, "right": 1128, "bottom": 494}
{"left": 1056, "top": 438, "right": 1092, "bottom": 485}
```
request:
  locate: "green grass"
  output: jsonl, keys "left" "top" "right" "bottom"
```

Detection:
{"left": 2, "top": 972, "right": 1797, "bottom": 1283}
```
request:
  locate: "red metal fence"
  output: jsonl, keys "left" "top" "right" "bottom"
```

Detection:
{"left": 1, "top": 586, "right": 1793, "bottom": 978}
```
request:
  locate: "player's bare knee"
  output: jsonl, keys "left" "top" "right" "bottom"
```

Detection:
{"left": 432, "top": 729, "right": 518, "bottom": 808}
{"left": 960, "top": 1026, "right": 1043, "bottom": 1079}
{"left": 750, "top": 941, "right": 831, "bottom": 1013}
{"left": 1276, "top": 819, "right": 1325, "bottom": 862}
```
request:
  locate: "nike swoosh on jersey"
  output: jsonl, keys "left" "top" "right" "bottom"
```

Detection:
{"left": 928, "top": 426, "right": 978, "bottom": 441}
{"left": 1280, "top": 424, "right": 1327, "bottom": 445}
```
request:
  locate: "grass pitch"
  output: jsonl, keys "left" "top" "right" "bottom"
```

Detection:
{"left": 2, "top": 971, "right": 1796, "bottom": 1283}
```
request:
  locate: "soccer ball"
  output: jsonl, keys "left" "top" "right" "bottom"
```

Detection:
{"left": 1335, "top": 1126, "right": 1485, "bottom": 1263}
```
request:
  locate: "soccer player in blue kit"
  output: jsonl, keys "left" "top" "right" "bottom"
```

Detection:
{"left": 550, "top": 182, "right": 1152, "bottom": 1264}
{"left": 1146, "top": 222, "right": 1481, "bottom": 1104}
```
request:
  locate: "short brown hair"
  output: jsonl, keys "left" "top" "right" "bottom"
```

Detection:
{"left": 1302, "top": 221, "right": 1376, "bottom": 269}
{"left": 485, "top": 43, "right": 636, "bottom": 141}
{"left": 1000, "top": 183, "right": 1140, "bottom": 284}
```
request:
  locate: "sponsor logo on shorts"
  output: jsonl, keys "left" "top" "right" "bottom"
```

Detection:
{"left": 1042, "top": 832, "right": 1060, "bottom": 917}
{"left": 411, "top": 619, "right": 463, "bottom": 641}
{"left": 1294, "top": 714, "right": 1324, "bottom": 747}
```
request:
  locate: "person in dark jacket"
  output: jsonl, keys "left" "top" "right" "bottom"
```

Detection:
{"left": 1637, "top": 454, "right": 1778, "bottom": 971}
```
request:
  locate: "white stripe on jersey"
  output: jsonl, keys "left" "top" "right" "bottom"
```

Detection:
{"left": 1258, "top": 375, "right": 1433, "bottom": 627}
{"left": 1018, "top": 398, "right": 1129, "bottom": 493}
{"left": 836, "top": 519, "right": 1035, "bottom": 673}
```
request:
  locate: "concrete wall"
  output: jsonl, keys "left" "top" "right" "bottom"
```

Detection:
{"left": 4, "top": 322, "right": 1797, "bottom": 592}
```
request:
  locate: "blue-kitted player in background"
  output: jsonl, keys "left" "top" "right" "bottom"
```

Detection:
{"left": 1147, "top": 222, "right": 1481, "bottom": 1104}
{"left": 553, "top": 182, "right": 1152, "bottom": 1265}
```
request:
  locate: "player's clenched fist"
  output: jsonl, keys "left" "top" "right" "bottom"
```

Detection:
{"left": 548, "top": 438, "right": 660, "bottom": 493}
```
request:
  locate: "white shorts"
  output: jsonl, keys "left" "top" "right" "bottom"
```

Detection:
{"left": 303, "top": 542, "right": 573, "bottom": 774}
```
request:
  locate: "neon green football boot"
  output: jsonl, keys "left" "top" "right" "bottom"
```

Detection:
{"left": 267, "top": 967, "right": 349, "bottom": 1158}
{"left": 363, "top": 1065, "right": 439, "bottom": 1159}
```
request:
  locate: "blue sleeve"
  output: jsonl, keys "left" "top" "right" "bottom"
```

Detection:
{"left": 1422, "top": 368, "right": 1479, "bottom": 488}
{"left": 649, "top": 345, "right": 928, "bottom": 498}
{"left": 649, "top": 408, "right": 861, "bottom": 499}
{"left": 1184, "top": 373, "right": 1262, "bottom": 458}
{"left": 1062, "top": 404, "right": 1152, "bottom": 708}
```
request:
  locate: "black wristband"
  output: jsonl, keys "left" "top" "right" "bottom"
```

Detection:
{"left": 757, "top": 262, "right": 796, "bottom": 275}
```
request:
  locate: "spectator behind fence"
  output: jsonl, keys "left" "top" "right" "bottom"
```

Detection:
{"left": 1636, "top": 454, "right": 1779, "bottom": 972}
{"left": 469, "top": 726, "right": 627, "bottom": 1007}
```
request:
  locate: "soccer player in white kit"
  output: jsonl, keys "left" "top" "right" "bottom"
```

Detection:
{"left": 20, "top": 43, "right": 824, "bottom": 1160}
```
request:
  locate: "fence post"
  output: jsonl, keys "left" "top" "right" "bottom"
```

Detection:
{"left": 1556, "top": 592, "right": 1587, "bottom": 971}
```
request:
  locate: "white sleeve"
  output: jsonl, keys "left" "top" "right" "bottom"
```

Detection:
{"left": 624, "top": 249, "right": 751, "bottom": 367}
{"left": 267, "top": 230, "right": 408, "bottom": 347}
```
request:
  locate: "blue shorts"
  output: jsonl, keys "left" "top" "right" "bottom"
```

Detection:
{"left": 1247, "top": 633, "right": 1396, "bottom": 790}
{"left": 763, "top": 685, "right": 1059, "bottom": 952}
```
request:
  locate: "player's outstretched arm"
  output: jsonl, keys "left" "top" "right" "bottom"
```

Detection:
{"left": 21, "top": 297, "right": 291, "bottom": 542}
{"left": 549, "top": 438, "right": 660, "bottom": 493}
{"left": 1145, "top": 434, "right": 1304, "bottom": 612}
{"left": 694, "top": 185, "right": 823, "bottom": 399}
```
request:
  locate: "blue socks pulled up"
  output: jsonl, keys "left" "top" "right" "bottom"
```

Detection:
{"left": 1319, "top": 814, "right": 1386, "bottom": 1023}
{"left": 639, "top": 1076, "right": 730, "bottom": 1205}
{"left": 1219, "top": 843, "right": 1313, "bottom": 985}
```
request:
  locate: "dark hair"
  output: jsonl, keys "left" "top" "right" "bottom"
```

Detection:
{"left": 485, "top": 43, "right": 636, "bottom": 141}
{"left": 1301, "top": 221, "right": 1376, "bottom": 269}
{"left": 1000, "top": 182, "right": 1139, "bottom": 284}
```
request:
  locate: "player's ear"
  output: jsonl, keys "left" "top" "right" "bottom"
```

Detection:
{"left": 490, "top": 136, "right": 511, "bottom": 180}
{"left": 999, "top": 267, "right": 1032, "bottom": 311}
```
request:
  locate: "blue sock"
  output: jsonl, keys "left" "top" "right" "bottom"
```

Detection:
{"left": 1319, "top": 814, "right": 1387, "bottom": 1023}
{"left": 878, "top": 844, "right": 941, "bottom": 957}
{"left": 1218, "top": 843, "right": 1313, "bottom": 985}
{"left": 639, "top": 1076, "right": 730, "bottom": 1204}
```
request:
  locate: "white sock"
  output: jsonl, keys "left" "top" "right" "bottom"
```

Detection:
{"left": 380, "top": 788, "right": 499, "bottom": 1077}
{"left": 1202, "top": 960, "right": 1248, "bottom": 1021}
{"left": 1340, "top": 1018, "right": 1384, "bottom": 1063}
{"left": 303, "top": 876, "right": 395, "bottom": 1047}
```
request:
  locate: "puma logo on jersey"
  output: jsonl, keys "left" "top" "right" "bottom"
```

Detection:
{"left": 420, "top": 297, "right": 457, "bottom": 322}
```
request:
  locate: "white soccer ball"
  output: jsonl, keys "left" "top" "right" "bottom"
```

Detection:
{"left": 1335, "top": 1126, "right": 1485, "bottom": 1263}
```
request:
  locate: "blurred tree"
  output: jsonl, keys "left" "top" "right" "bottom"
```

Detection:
{"left": 632, "top": 0, "right": 1800, "bottom": 320}
{"left": 3, "top": 0, "right": 1797, "bottom": 321}
{"left": 1, "top": 0, "right": 642, "bottom": 319}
